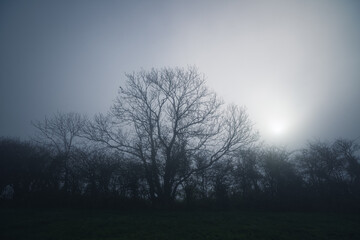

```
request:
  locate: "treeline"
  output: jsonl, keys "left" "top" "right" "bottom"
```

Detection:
{"left": 1, "top": 137, "right": 359, "bottom": 211}
{"left": 1, "top": 67, "right": 360, "bottom": 211}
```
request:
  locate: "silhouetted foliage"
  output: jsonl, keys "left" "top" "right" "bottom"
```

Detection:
{"left": 232, "top": 148, "right": 261, "bottom": 203}
{"left": 296, "top": 139, "right": 360, "bottom": 210}
{"left": 1, "top": 136, "right": 359, "bottom": 211}
{"left": 0, "top": 138, "right": 53, "bottom": 204}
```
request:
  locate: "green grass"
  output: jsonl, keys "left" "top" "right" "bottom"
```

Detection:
{"left": 1, "top": 208, "right": 359, "bottom": 240}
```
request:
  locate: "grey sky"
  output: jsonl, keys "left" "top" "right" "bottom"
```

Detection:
{"left": 1, "top": 0, "right": 360, "bottom": 149}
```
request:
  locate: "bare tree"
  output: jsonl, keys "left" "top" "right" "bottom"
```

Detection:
{"left": 32, "top": 111, "right": 86, "bottom": 192}
{"left": 85, "top": 67, "right": 258, "bottom": 205}
{"left": 33, "top": 112, "right": 86, "bottom": 156}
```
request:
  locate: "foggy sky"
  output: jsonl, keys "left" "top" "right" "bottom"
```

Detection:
{"left": 1, "top": 0, "right": 360, "bottom": 149}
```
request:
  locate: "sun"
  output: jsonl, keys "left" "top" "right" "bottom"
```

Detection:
{"left": 269, "top": 120, "right": 287, "bottom": 136}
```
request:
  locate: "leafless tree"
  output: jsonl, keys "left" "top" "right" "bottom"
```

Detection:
{"left": 84, "top": 67, "right": 258, "bottom": 205}
{"left": 32, "top": 112, "right": 86, "bottom": 156}
{"left": 32, "top": 111, "right": 86, "bottom": 192}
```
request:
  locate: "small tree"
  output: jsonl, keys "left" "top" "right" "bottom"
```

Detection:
{"left": 85, "top": 67, "right": 258, "bottom": 205}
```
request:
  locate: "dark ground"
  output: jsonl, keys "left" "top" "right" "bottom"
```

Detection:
{"left": 1, "top": 207, "right": 359, "bottom": 240}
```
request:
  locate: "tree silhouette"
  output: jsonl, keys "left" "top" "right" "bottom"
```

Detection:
{"left": 85, "top": 67, "right": 258, "bottom": 205}
{"left": 32, "top": 112, "right": 86, "bottom": 193}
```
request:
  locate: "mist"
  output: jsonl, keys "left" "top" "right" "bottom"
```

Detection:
{"left": 1, "top": 0, "right": 360, "bottom": 149}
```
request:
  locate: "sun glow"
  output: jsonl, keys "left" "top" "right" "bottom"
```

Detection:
{"left": 270, "top": 120, "right": 287, "bottom": 136}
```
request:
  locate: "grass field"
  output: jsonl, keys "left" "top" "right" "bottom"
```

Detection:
{"left": 1, "top": 208, "right": 359, "bottom": 240}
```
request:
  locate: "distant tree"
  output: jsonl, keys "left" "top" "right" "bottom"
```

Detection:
{"left": 297, "top": 141, "right": 345, "bottom": 191}
{"left": 295, "top": 139, "right": 357, "bottom": 210}
{"left": 71, "top": 149, "right": 120, "bottom": 204}
{"left": 332, "top": 138, "right": 360, "bottom": 186}
{"left": 84, "top": 67, "right": 258, "bottom": 205}
{"left": 32, "top": 112, "right": 86, "bottom": 193}
{"left": 210, "top": 160, "right": 233, "bottom": 208}
{"left": 232, "top": 148, "right": 261, "bottom": 201}
{"left": 32, "top": 112, "right": 86, "bottom": 156}
{"left": 0, "top": 138, "right": 52, "bottom": 203}
{"left": 260, "top": 147, "right": 302, "bottom": 206}
{"left": 114, "top": 158, "right": 147, "bottom": 201}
